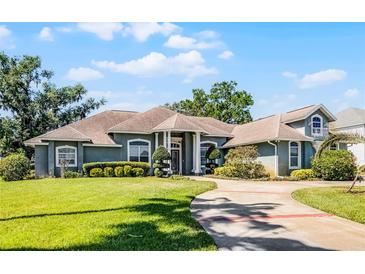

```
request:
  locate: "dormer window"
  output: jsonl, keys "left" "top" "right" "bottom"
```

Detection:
{"left": 311, "top": 115, "right": 323, "bottom": 136}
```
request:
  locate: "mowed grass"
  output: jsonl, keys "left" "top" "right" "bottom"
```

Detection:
{"left": 0, "top": 177, "right": 217, "bottom": 251}
{"left": 292, "top": 186, "right": 365, "bottom": 225}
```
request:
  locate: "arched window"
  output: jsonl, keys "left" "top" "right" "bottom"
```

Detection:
{"left": 56, "top": 146, "right": 77, "bottom": 167}
{"left": 128, "top": 139, "right": 151, "bottom": 163}
{"left": 311, "top": 115, "right": 323, "bottom": 136}
{"left": 200, "top": 141, "right": 218, "bottom": 166}
{"left": 289, "top": 141, "right": 301, "bottom": 169}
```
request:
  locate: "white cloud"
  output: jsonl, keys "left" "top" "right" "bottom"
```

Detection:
{"left": 77, "top": 23, "right": 123, "bottom": 41}
{"left": 0, "top": 25, "right": 15, "bottom": 49}
{"left": 57, "top": 27, "right": 73, "bottom": 33}
{"left": 298, "top": 69, "right": 347, "bottom": 89}
{"left": 282, "top": 71, "right": 297, "bottom": 78}
{"left": 92, "top": 50, "right": 217, "bottom": 82}
{"left": 344, "top": 88, "right": 359, "bottom": 98}
{"left": 195, "top": 30, "right": 219, "bottom": 39}
{"left": 123, "top": 22, "right": 180, "bottom": 42}
{"left": 39, "top": 27, "right": 54, "bottom": 42}
{"left": 218, "top": 50, "right": 233, "bottom": 59}
{"left": 164, "top": 34, "right": 222, "bottom": 50}
{"left": 65, "top": 67, "right": 104, "bottom": 81}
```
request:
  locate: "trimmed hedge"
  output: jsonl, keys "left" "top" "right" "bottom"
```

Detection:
{"left": 290, "top": 169, "right": 315, "bottom": 180}
{"left": 83, "top": 161, "right": 150, "bottom": 176}
{"left": 104, "top": 167, "right": 114, "bottom": 177}
{"left": 114, "top": 166, "right": 124, "bottom": 177}
{"left": 64, "top": 171, "right": 82, "bottom": 178}
{"left": 132, "top": 167, "right": 144, "bottom": 177}
{"left": 90, "top": 168, "right": 103, "bottom": 177}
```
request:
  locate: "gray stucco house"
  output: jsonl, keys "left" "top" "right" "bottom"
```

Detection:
{"left": 25, "top": 104, "right": 336, "bottom": 177}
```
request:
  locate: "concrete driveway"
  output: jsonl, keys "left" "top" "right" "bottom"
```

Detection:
{"left": 190, "top": 177, "right": 365, "bottom": 251}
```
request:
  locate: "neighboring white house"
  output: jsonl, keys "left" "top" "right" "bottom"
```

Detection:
{"left": 331, "top": 107, "right": 365, "bottom": 165}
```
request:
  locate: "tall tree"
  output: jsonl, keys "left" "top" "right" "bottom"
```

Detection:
{"left": 165, "top": 81, "right": 253, "bottom": 124}
{"left": 0, "top": 52, "right": 105, "bottom": 157}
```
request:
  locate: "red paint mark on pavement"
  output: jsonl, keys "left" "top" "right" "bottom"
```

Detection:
{"left": 199, "top": 213, "right": 333, "bottom": 223}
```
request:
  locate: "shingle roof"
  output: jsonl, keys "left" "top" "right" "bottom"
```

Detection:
{"left": 107, "top": 107, "right": 176, "bottom": 133}
{"left": 153, "top": 113, "right": 208, "bottom": 133}
{"left": 281, "top": 104, "right": 336, "bottom": 123}
{"left": 25, "top": 110, "right": 137, "bottom": 145}
{"left": 331, "top": 107, "right": 365, "bottom": 129}
{"left": 223, "top": 114, "right": 312, "bottom": 148}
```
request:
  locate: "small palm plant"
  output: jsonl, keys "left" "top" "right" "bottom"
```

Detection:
{"left": 315, "top": 131, "right": 365, "bottom": 192}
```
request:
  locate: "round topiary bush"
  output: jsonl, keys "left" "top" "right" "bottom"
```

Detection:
{"left": 0, "top": 153, "right": 31, "bottom": 181}
{"left": 152, "top": 145, "right": 170, "bottom": 177}
{"left": 132, "top": 167, "right": 144, "bottom": 177}
{"left": 90, "top": 168, "right": 103, "bottom": 177}
{"left": 114, "top": 166, "right": 124, "bottom": 177}
{"left": 103, "top": 167, "right": 114, "bottom": 177}
{"left": 312, "top": 150, "right": 357, "bottom": 181}
{"left": 124, "top": 165, "right": 133, "bottom": 177}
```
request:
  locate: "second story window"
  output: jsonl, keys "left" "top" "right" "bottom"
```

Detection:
{"left": 311, "top": 115, "right": 323, "bottom": 136}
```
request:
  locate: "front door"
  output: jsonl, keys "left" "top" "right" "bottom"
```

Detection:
{"left": 171, "top": 149, "right": 180, "bottom": 174}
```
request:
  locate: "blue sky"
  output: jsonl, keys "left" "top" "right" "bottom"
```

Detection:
{"left": 0, "top": 22, "right": 364, "bottom": 119}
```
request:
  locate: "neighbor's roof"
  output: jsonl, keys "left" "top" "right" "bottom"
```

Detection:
{"left": 25, "top": 110, "right": 137, "bottom": 146}
{"left": 223, "top": 114, "right": 313, "bottom": 148}
{"left": 281, "top": 104, "right": 336, "bottom": 123}
{"left": 331, "top": 107, "right": 365, "bottom": 129}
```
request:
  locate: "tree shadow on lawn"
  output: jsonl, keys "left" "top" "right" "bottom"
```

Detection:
{"left": 191, "top": 197, "right": 333, "bottom": 251}
{"left": 2, "top": 197, "right": 216, "bottom": 251}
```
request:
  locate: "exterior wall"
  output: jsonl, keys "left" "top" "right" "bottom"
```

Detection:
{"left": 113, "top": 133, "right": 155, "bottom": 164}
{"left": 83, "top": 146, "right": 122, "bottom": 162}
{"left": 287, "top": 109, "right": 331, "bottom": 141}
{"left": 277, "top": 141, "right": 290, "bottom": 176}
{"left": 34, "top": 145, "right": 48, "bottom": 177}
{"left": 256, "top": 142, "right": 276, "bottom": 177}
{"left": 336, "top": 124, "right": 365, "bottom": 165}
{"left": 303, "top": 141, "right": 315, "bottom": 168}
{"left": 53, "top": 141, "right": 78, "bottom": 177}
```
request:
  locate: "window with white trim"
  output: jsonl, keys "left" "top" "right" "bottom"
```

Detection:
{"left": 289, "top": 142, "right": 300, "bottom": 169}
{"left": 56, "top": 146, "right": 77, "bottom": 167}
{"left": 311, "top": 115, "right": 323, "bottom": 136}
{"left": 128, "top": 140, "right": 150, "bottom": 162}
{"left": 200, "top": 142, "right": 217, "bottom": 166}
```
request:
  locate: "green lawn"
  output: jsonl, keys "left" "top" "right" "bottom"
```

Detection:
{"left": 0, "top": 177, "right": 217, "bottom": 251}
{"left": 292, "top": 186, "right": 365, "bottom": 225}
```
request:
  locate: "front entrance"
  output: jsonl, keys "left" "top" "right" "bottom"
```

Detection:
{"left": 171, "top": 149, "right": 180, "bottom": 174}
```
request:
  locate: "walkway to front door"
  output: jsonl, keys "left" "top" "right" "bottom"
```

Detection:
{"left": 190, "top": 177, "right": 365, "bottom": 251}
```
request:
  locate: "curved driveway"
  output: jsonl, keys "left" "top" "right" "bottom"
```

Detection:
{"left": 190, "top": 177, "right": 365, "bottom": 251}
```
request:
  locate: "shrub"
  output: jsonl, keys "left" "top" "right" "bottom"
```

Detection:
{"left": 216, "top": 146, "right": 268, "bottom": 179}
{"left": 82, "top": 161, "right": 150, "bottom": 176}
{"left": 90, "top": 168, "right": 103, "bottom": 177}
{"left": 312, "top": 150, "right": 357, "bottom": 181}
{"left": 104, "top": 167, "right": 114, "bottom": 177}
{"left": 154, "top": 168, "right": 163, "bottom": 177}
{"left": 206, "top": 147, "right": 221, "bottom": 161}
{"left": 0, "top": 153, "right": 31, "bottom": 181}
{"left": 124, "top": 165, "right": 133, "bottom": 177}
{"left": 290, "top": 169, "right": 315, "bottom": 180}
{"left": 152, "top": 145, "right": 170, "bottom": 177}
{"left": 114, "top": 166, "right": 124, "bottom": 177}
{"left": 64, "top": 171, "right": 82, "bottom": 178}
{"left": 25, "top": 170, "right": 36, "bottom": 180}
{"left": 132, "top": 167, "right": 144, "bottom": 177}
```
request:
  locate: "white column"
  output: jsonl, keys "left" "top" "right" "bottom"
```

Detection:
{"left": 163, "top": 131, "right": 167, "bottom": 148}
{"left": 194, "top": 131, "right": 201, "bottom": 174}
{"left": 192, "top": 134, "right": 196, "bottom": 172}
{"left": 167, "top": 131, "right": 171, "bottom": 155}
{"left": 167, "top": 131, "right": 172, "bottom": 173}
{"left": 155, "top": 132, "right": 159, "bottom": 150}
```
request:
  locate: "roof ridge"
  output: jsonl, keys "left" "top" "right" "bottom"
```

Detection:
{"left": 284, "top": 104, "right": 316, "bottom": 114}
{"left": 68, "top": 124, "right": 91, "bottom": 139}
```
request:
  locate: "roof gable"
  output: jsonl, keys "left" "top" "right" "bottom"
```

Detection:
{"left": 281, "top": 104, "right": 336, "bottom": 123}
{"left": 331, "top": 107, "right": 365, "bottom": 129}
